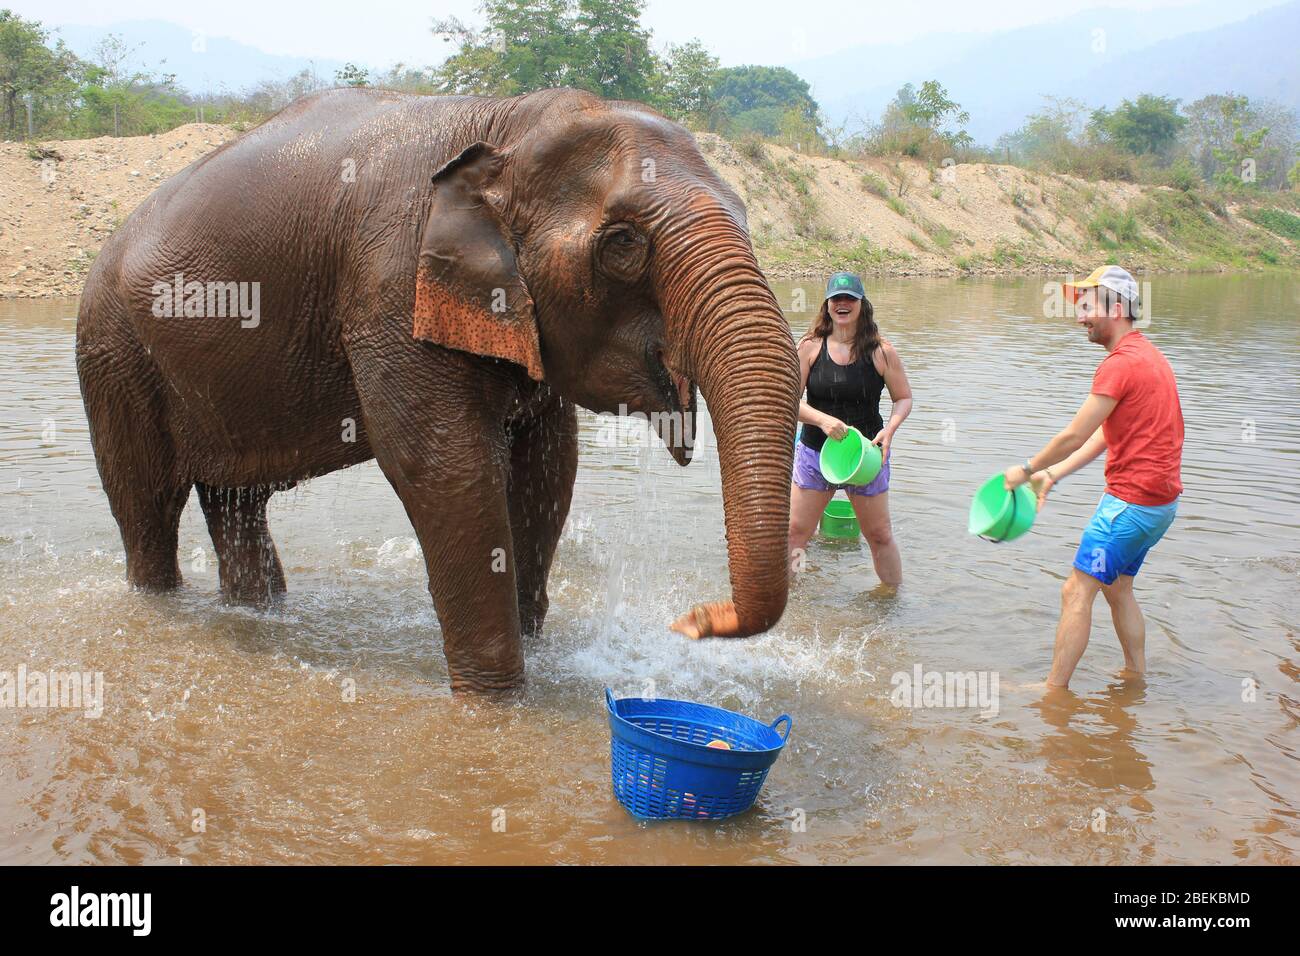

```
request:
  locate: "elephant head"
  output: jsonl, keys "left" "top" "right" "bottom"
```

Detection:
{"left": 413, "top": 90, "right": 800, "bottom": 639}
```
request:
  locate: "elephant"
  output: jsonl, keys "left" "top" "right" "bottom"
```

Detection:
{"left": 75, "top": 86, "right": 800, "bottom": 690}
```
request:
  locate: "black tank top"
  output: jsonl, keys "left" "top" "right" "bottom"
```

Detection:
{"left": 800, "top": 335, "right": 886, "bottom": 452}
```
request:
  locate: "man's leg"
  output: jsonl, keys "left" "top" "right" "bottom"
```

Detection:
{"left": 1047, "top": 568, "right": 1104, "bottom": 689}
{"left": 1101, "top": 574, "right": 1145, "bottom": 676}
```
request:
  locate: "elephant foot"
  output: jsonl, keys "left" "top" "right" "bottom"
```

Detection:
{"left": 219, "top": 574, "right": 287, "bottom": 608}
{"left": 518, "top": 597, "right": 548, "bottom": 641}
{"left": 669, "top": 600, "right": 742, "bottom": 640}
{"left": 444, "top": 636, "right": 526, "bottom": 692}
{"left": 448, "top": 665, "right": 526, "bottom": 692}
{"left": 127, "top": 568, "right": 183, "bottom": 593}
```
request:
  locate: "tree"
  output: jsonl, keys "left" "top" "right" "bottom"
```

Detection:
{"left": 373, "top": 62, "right": 439, "bottom": 93}
{"left": 1184, "top": 93, "right": 1297, "bottom": 190}
{"left": 1208, "top": 95, "right": 1268, "bottom": 187}
{"left": 335, "top": 63, "right": 371, "bottom": 87}
{"left": 866, "top": 81, "right": 972, "bottom": 159}
{"left": 0, "top": 9, "right": 77, "bottom": 139}
{"left": 71, "top": 34, "right": 191, "bottom": 138}
{"left": 710, "top": 65, "right": 817, "bottom": 122}
{"left": 572, "top": 0, "right": 656, "bottom": 101}
{"left": 1089, "top": 94, "right": 1187, "bottom": 158}
{"left": 433, "top": 0, "right": 573, "bottom": 95}
{"left": 656, "top": 38, "right": 717, "bottom": 125}
{"left": 996, "top": 96, "right": 1089, "bottom": 163}
{"left": 242, "top": 66, "right": 329, "bottom": 113}
{"left": 904, "top": 79, "right": 971, "bottom": 149}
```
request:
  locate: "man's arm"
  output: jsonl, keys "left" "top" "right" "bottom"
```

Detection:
{"left": 1029, "top": 426, "right": 1107, "bottom": 511}
{"left": 1005, "top": 393, "right": 1117, "bottom": 489}
{"left": 1048, "top": 425, "right": 1107, "bottom": 481}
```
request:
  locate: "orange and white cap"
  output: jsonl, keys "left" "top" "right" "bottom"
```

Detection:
{"left": 1062, "top": 265, "right": 1139, "bottom": 305}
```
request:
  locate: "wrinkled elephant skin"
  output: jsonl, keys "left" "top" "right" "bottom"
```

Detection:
{"left": 76, "top": 87, "right": 800, "bottom": 690}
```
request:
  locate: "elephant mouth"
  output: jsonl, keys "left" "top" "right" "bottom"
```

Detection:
{"left": 655, "top": 349, "right": 697, "bottom": 466}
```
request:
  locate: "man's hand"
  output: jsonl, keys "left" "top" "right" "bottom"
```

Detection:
{"left": 821, "top": 416, "right": 849, "bottom": 441}
{"left": 1003, "top": 464, "right": 1030, "bottom": 490}
{"left": 1030, "top": 469, "right": 1056, "bottom": 511}
{"left": 871, "top": 428, "right": 891, "bottom": 461}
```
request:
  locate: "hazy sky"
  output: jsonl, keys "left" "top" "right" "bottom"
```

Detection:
{"left": 18, "top": 0, "right": 1286, "bottom": 69}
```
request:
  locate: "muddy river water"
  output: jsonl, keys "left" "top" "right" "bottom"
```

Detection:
{"left": 1, "top": 274, "right": 1296, "bottom": 864}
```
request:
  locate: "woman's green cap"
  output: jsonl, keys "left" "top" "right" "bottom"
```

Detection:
{"left": 825, "top": 272, "right": 866, "bottom": 300}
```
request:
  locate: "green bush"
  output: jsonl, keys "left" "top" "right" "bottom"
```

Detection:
{"left": 1243, "top": 207, "right": 1300, "bottom": 241}
{"left": 918, "top": 217, "right": 956, "bottom": 250}
{"left": 1165, "top": 159, "right": 1201, "bottom": 193}
{"left": 861, "top": 173, "right": 890, "bottom": 198}
{"left": 737, "top": 134, "right": 768, "bottom": 164}
{"left": 1040, "top": 142, "right": 1137, "bottom": 182}
{"left": 1087, "top": 207, "right": 1141, "bottom": 249}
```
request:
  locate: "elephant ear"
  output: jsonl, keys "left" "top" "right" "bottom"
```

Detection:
{"left": 413, "top": 141, "right": 544, "bottom": 382}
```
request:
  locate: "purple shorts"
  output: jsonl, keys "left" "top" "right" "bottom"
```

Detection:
{"left": 792, "top": 441, "right": 891, "bottom": 497}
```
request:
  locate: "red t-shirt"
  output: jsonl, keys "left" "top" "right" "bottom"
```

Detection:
{"left": 1091, "top": 331, "right": 1184, "bottom": 506}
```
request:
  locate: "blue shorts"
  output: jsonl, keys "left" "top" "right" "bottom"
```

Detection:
{"left": 1073, "top": 493, "right": 1177, "bottom": 585}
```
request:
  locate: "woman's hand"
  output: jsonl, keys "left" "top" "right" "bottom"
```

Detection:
{"left": 871, "top": 428, "right": 891, "bottom": 461}
{"left": 1030, "top": 469, "right": 1056, "bottom": 512}
{"left": 821, "top": 416, "right": 849, "bottom": 441}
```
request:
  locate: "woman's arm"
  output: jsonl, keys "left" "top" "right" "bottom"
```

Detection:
{"left": 872, "top": 341, "right": 912, "bottom": 458}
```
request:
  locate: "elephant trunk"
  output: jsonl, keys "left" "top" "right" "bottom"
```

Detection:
{"left": 655, "top": 218, "right": 800, "bottom": 639}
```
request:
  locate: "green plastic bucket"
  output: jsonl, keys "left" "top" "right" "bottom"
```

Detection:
{"left": 819, "top": 427, "right": 883, "bottom": 485}
{"left": 968, "top": 474, "right": 1037, "bottom": 542}
{"left": 820, "top": 498, "right": 860, "bottom": 538}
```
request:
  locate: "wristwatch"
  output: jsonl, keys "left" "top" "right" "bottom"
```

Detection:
{"left": 1021, "top": 459, "right": 1034, "bottom": 478}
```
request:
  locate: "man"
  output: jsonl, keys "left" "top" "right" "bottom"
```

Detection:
{"left": 1003, "top": 265, "right": 1183, "bottom": 690}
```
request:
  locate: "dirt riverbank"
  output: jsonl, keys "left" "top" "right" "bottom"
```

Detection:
{"left": 2, "top": 123, "right": 1295, "bottom": 298}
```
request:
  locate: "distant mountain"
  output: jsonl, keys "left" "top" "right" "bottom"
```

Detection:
{"left": 789, "top": 0, "right": 1300, "bottom": 143}
{"left": 51, "top": 20, "right": 349, "bottom": 96}
{"left": 1073, "top": 3, "right": 1300, "bottom": 115}
{"left": 45, "top": 5, "right": 1300, "bottom": 141}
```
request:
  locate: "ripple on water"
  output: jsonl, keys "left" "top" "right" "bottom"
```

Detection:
{"left": 1, "top": 280, "right": 1297, "bottom": 863}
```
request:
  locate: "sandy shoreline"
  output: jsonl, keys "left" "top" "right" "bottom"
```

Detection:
{"left": 3, "top": 124, "right": 1293, "bottom": 300}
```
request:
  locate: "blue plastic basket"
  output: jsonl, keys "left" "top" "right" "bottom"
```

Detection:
{"left": 606, "top": 688, "right": 793, "bottom": 820}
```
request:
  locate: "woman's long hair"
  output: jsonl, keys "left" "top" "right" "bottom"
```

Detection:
{"left": 799, "top": 292, "right": 886, "bottom": 365}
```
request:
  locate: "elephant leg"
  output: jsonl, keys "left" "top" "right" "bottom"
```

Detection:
{"left": 108, "top": 479, "right": 190, "bottom": 592}
{"left": 196, "top": 483, "right": 286, "bottom": 605}
{"left": 347, "top": 334, "right": 526, "bottom": 690}
{"left": 79, "top": 342, "right": 190, "bottom": 591}
{"left": 508, "top": 391, "right": 579, "bottom": 640}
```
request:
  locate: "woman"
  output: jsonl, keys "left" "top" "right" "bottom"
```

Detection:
{"left": 789, "top": 272, "right": 912, "bottom": 587}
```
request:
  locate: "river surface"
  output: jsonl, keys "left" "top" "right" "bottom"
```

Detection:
{"left": 1, "top": 274, "right": 1297, "bottom": 865}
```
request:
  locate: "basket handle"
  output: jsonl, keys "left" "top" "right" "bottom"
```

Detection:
{"left": 604, "top": 687, "right": 616, "bottom": 714}
{"left": 770, "top": 714, "right": 793, "bottom": 740}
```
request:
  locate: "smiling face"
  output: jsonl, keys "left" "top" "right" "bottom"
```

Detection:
{"left": 827, "top": 293, "right": 862, "bottom": 329}
{"left": 1073, "top": 286, "right": 1131, "bottom": 348}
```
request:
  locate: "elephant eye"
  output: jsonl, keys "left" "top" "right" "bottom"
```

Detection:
{"left": 597, "top": 223, "right": 650, "bottom": 282}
